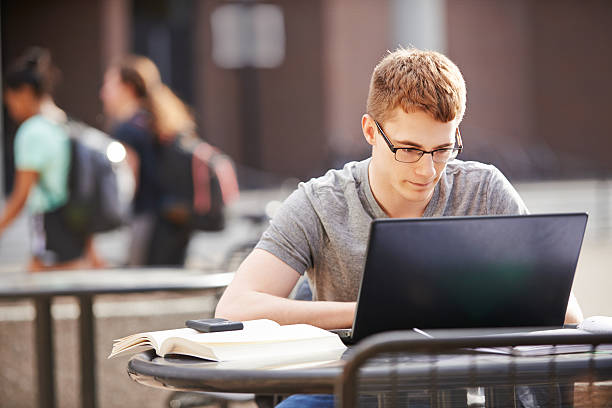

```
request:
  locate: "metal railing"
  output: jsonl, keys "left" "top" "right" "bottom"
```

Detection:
{"left": 337, "top": 330, "right": 612, "bottom": 408}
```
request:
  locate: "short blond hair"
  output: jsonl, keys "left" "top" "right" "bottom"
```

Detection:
{"left": 367, "top": 48, "right": 466, "bottom": 124}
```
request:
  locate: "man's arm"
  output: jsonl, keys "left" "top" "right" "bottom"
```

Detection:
{"left": 215, "top": 248, "right": 356, "bottom": 329}
{"left": 565, "top": 291, "right": 583, "bottom": 324}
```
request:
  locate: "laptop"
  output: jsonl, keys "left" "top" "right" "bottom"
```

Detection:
{"left": 335, "top": 213, "right": 588, "bottom": 344}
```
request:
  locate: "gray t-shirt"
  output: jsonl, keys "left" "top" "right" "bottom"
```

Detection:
{"left": 256, "top": 158, "right": 528, "bottom": 302}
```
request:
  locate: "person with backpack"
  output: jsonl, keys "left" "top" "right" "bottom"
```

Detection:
{"left": 0, "top": 47, "right": 103, "bottom": 271}
{"left": 100, "top": 56, "right": 203, "bottom": 266}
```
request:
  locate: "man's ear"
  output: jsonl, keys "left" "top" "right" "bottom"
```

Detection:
{"left": 362, "top": 114, "right": 377, "bottom": 146}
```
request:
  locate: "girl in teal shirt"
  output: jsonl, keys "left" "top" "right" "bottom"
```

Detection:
{"left": 0, "top": 48, "right": 102, "bottom": 270}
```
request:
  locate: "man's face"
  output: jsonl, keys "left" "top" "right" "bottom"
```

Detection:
{"left": 364, "top": 108, "right": 458, "bottom": 209}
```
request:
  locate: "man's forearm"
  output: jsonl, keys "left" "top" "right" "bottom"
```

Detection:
{"left": 215, "top": 290, "right": 356, "bottom": 330}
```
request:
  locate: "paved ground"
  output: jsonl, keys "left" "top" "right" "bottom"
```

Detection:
{"left": 1, "top": 180, "right": 611, "bottom": 407}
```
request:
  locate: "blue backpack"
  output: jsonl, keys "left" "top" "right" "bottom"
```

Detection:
{"left": 59, "top": 120, "right": 133, "bottom": 234}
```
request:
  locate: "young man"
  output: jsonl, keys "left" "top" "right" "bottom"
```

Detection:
{"left": 215, "top": 47, "right": 583, "bottom": 331}
{"left": 216, "top": 47, "right": 583, "bottom": 408}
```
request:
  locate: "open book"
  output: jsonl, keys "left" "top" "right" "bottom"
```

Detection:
{"left": 109, "top": 319, "right": 347, "bottom": 362}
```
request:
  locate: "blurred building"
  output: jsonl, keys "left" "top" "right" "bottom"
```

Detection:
{"left": 447, "top": 0, "right": 612, "bottom": 181}
{"left": 2, "top": 0, "right": 612, "bottom": 195}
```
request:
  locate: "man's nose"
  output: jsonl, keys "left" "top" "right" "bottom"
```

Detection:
{"left": 414, "top": 153, "right": 436, "bottom": 179}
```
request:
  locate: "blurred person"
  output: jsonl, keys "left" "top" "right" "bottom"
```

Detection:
{"left": 0, "top": 47, "right": 103, "bottom": 271}
{"left": 215, "top": 48, "right": 583, "bottom": 407}
{"left": 100, "top": 55, "right": 195, "bottom": 266}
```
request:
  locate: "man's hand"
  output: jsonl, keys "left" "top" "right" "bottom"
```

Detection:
{"left": 565, "top": 291, "right": 584, "bottom": 324}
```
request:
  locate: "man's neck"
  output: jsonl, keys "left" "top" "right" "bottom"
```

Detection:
{"left": 374, "top": 190, "right": 430, "bottom": 218}
{"left": 367, "top": 163, "right": 432, "bottom": 218}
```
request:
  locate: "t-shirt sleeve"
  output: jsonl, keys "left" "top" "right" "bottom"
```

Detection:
{"left": 14, "top": 119, "right": 55, "bottom": 172}
{"left": 486, "top": 167, "right": 529, "bottom": 215}
{"left": 255, "top": 185, "right": 323, "bottom": 275}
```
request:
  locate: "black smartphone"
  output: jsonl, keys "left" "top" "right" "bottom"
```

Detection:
{"left": 185, "top": 318, "right": 244, "bottom": 333}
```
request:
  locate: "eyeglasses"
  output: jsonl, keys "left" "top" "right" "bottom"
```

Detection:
{"left": 374, "top": 120, "right": 463, "bottom": 164}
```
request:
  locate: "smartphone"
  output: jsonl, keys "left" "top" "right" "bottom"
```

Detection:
{"left": 185, "top": 318, "right": 244, "bottom": 333}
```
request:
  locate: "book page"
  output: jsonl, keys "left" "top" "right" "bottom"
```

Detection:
{"left": 172, "top": 319, "right": 284, "bottom": 344}
{"left": 213, "top": 344, "right": 347, "bottom": 368}
{"left": 109, "top": 319, "right": 280, "bottom": 358}
{"left": 189, "top": 324, "right": 337, "bottom": 345}
{"left": 208, "top": 333, "right": 346, "bottom": 361}
{"left": 110, "top": 320, "right": 348, "bottom": 361}
{"left": 169, "top": 329, "right": 346, "bottom": 361}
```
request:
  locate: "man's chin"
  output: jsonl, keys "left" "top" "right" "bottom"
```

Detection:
{"left": 399, "top": 186, "right": 435, "bottom": 204}
{"left": 407, "top": 181, "right": 433, "bottom": 190}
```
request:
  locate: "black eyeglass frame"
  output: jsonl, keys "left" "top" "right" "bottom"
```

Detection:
{"left": 374, "top": 119, "right": 463, "bottom": 164}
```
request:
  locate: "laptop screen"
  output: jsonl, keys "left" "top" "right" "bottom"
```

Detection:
{"left": 350, "top": 213, "right": 588, "bottom": 343}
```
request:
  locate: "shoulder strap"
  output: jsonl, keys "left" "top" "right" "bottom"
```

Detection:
{"left": 210, "top": 153, "right": 240, "bottom": 205}
{"left": 192, "top": 142, "right": 215, "bottom": 213}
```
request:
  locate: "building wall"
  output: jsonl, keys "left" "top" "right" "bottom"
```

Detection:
{"left": 3, "top": 0, "right": 611, "bottom": 189}
{"left": 194, "top": 0, "right": 390, "bottom": 183}
{"left": 531, "top": 0, "right": 612, "bottom": 177}
{"left": 447, "top": 0, "right": 537, "bottom": 179}
{"left": 2, "top": 0, "right": 128, "bottom": 193}
{"left": 322, "top": 0, "right": 390, "bottom": 167}
{"left": 195, "top": 0, "right": 329, "bottom": 184}
{"left": 447, "top": 0, "right": 612, "bottom": 180}
{"left": 2, "top": 0, "right": 107, "bottom": 126}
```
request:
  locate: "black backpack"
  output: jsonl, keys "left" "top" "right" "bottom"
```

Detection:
{"left": 59, "top": 120, "right": 133, "bottom": 234}
{"left": 157, "top": 133, "right": 239, "bottom": 231}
